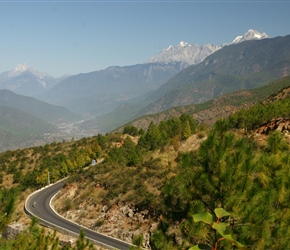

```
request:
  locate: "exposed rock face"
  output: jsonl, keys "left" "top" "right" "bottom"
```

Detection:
{"left": 58, "top": 198, "right": 158, "bottom": 249}
{"left": 96, "top": 203, "right": 158, "bottom": 249}
{"left": 3, "top": 222, "right": 24, "bottom": 239}
{"left": 255, "top": 118, "right": 290, "bottom": 134}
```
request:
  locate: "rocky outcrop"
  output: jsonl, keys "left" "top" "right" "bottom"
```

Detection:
{"left": 255, "top": 118, "right": 290, "bottom": 134}
{"left": 60, "top": 201, "right": 158, "bottom": 249}
{"left": 3, "top": 222, "right": 24, "bottom": 239}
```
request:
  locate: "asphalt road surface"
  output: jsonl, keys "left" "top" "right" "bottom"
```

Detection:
{"left": 25, "top": 180, "right": 132, "bottom": 250}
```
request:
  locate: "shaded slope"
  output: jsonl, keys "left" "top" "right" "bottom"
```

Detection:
{"left": 118, "top": 76, "right": 290, "bottom": 132}
{"left": 0, "top": 105, "right": 57, "bottom": 151}
{"left": 0, "top": 89, "right": 80, "bottom": 123}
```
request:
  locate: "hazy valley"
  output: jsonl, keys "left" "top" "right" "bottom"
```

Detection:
{"left": 1, "top": 30, "right": 287, "bottom": 152}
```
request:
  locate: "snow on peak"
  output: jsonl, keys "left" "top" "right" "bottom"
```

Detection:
{"left": 179, "top": 41, "right": 189, "bottom": 47}
{"left": 146, "top": 41, "right": 222, "bottom": 66}
{"left": 7, "top": 63, "right": 31, "bottom": 77}
{"left": 146, "top": 29, "right": 269, "bottom": 67}
{"left": 231, "top": 29, "right": 269, "bottom": 44}
{"left": 232, "top": 35, "right": 243, "bottom": 44}
{"left": 5, "top": 64, "right": 50, "bottom": 89}
{"left": 8, "top": 63, "right": 47, "bottom": 78}
{"left": 14, "top": 63, "right": 30, "bottom": 72}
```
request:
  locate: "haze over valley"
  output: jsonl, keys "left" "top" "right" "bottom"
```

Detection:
{"left": 1, "top": 29, "right": 290, "bottom": 151}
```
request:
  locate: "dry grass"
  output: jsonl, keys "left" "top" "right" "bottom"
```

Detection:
{"left": 49, "top": 133, "right": 208, "bottom": 245}
{"left": 178, "top": 133, "right": 207, "bottom": 153}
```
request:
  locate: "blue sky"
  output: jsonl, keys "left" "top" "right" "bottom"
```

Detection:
{"left": 0, "top": 1, "right": 290, "bottom": 77}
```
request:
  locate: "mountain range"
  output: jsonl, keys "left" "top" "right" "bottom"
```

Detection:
{"left": 0, "top": 29, "right": 269, "bottom": 115}
{"left": 78, "top": 33, "right": 290, "bottom": 133}
{"left": 146, "top": 29, "right": 269, "bottom": 66}
{"left": 146, "top": 42, "right": 221, "bottom": 68}
{"left": 1, "top": 29, "right": 289, "bottom": 151}
{"left": 141, "top": 34, "right": 290, "bottom": 115}
{"left": 33, "top": 29, "right": 270, "bottom": 117}
{"left": 35, "top": 62, "right": 184, "bottom": 117}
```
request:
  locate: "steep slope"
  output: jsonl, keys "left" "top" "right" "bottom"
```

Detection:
{"left": 54, "top": 87, "right": 290, "bottom": 249}
{"left": 0, "top": 89, "right": 80, "bottom": 123}
{"left": 141, "top": 34, "right": 290, "bottom": 115}
{"left": 115, "top": 76, "right": 290, "bottom": 132}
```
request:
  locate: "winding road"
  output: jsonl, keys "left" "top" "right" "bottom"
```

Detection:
{"left": 25, "top": 180, "right": 132, "bottom": 250}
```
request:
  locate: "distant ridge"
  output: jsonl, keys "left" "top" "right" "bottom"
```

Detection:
{"left": 146, "top": 29, "right": 269, "bottom": 67}
{"left": 0, "top": 64, "right": 65, "bottom": 96}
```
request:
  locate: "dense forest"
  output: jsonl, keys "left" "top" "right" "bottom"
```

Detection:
{"left": 1, "top": 85, "right": 290, "bottom": 249}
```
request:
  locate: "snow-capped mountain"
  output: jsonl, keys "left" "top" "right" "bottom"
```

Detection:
{"left": 146, "top": 29, "right": 269, "bottom": 67}
{"left": 231, "top": 29, "right": 269, "bottom": 44}
{"left": 146, "top": 42, "right": 222, "bottom": 68}
{"left": 7, "top": 63, "right": 44, "bottom": 78}
{"left": 0, "top": 64, "right": 64, "bottom": 97}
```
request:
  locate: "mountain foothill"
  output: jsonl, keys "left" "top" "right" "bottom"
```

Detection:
{"left": 0, "top": 29, "right": 289, "bottom": 151}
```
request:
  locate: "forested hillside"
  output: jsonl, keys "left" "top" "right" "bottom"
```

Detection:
{"left": 1, "top": 79, "right": 290, "bottom": 249}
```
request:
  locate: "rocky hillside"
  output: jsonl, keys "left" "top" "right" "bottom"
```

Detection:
{"left": 52, "top": 133, "right": 207, "bottom": 247}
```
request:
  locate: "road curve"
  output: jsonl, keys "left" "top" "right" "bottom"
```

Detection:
{"left": 25, "top": 180, "right": 132, "bottom": 250}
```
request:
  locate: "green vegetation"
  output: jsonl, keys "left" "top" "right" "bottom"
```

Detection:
{"left": 228, "top": 94, "right": 290, "bottom": 129}
{"left": 0, "top": 218, "right": 95, "bottom": 250}
{"left": 0, "top": 113, "right": 200, "bottom": 249}
{"left": 0, "top": 188, "right": 18, "bottom": 231}
{"left": 190, "top": 208, "right": 247, "bottom": 250}
{"left": 120, "top": 76, "right": 290, "bottom": 133}
{"left": 1, "top": 80, "right": 290, "bottom": 249}
{"left": 151, "top": 121, "right": 290, "bottom": 249}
